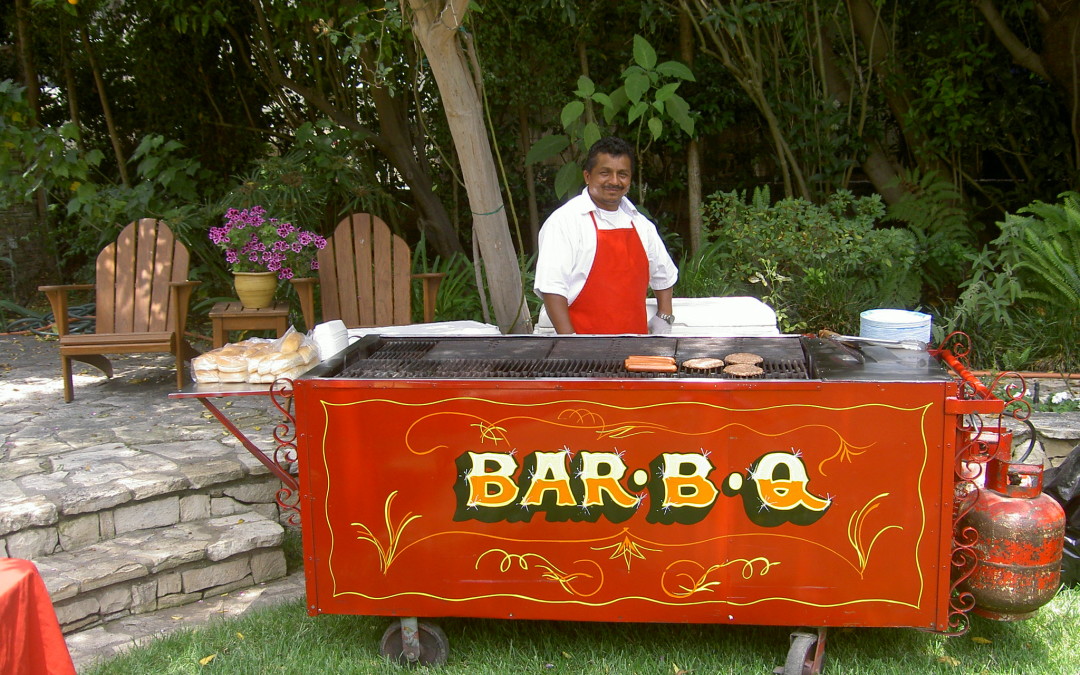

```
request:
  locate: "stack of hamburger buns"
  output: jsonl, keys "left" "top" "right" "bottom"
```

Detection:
{"left": 192, "top": 328, "right": 319, "bottom": 384}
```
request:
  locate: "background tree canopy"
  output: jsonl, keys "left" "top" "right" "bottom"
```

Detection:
{"left": 1, "top": 0, "right": 1077, "bottom": 368}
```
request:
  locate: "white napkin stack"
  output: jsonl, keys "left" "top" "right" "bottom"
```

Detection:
{"left": 311, "top": 320, "right": 349, "bottom": 360}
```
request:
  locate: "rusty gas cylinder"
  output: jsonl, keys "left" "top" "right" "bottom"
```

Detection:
{"left": 959, "top": 459, "right": 1065, "bottom": 620}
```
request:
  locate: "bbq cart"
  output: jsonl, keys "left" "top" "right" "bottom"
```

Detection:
{"left": 174, "top": 331, "right": 1061, "bottom": 673}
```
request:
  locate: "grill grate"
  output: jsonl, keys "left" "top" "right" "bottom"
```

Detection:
{"left": 337, "top": 336, "right": 811, "bottom": 380}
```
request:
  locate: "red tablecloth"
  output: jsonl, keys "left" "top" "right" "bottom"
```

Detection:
{"left": 0, "top": 558, "right": 76, "bottom": 675}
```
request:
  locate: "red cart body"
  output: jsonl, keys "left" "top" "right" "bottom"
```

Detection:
{"left": 292, "top": 335, "right": 992, "bottom": 632}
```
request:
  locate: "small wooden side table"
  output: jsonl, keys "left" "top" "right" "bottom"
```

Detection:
{"left": 209, "top": 301, "right": 291, "bottom": 348}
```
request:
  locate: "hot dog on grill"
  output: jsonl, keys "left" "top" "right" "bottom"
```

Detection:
{"left": 624, "top": 355, "right": 677, "bottom": 372}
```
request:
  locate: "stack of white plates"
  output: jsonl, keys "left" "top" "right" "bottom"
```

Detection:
{"left": 860, "top": 309, "right": 931, "bottom": 343}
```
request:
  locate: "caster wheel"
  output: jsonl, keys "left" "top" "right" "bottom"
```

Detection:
{"left": 379, "top": 618, "right": 449, "bottom": 667}
{"left": 774, "top": 628, "right": 826, "bottom": 675}
{"left": 783, "top": 631, "right": 817, "bottom": 674}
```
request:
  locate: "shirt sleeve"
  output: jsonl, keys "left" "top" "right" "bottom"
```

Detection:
{"left": 534, "top": 209, "right": 591, "bottom": 302}
{"left": 638, "top": 217, "right": 679, "bottom": 291}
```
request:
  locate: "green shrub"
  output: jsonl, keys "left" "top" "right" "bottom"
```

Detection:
{"left": 941, "top": 191, "right": 1080, "bottom": 372}
{"left": 995, "top": 192, "right": 1080, "bottom": 312}
{"left": 676, "top": 236, "right": 741, "bottom": 299}
{"left": 697, "top": 187, "right": 922, "bottom": 333}
{"left": 885, "top": 168, "right": 979, "bottom": 295}
{"left": 411, "top": 241, "right": 539, "bottom": 327}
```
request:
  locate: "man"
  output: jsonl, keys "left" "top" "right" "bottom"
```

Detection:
{"left": 534, "top": 136, "right": 678, "bottom": 334}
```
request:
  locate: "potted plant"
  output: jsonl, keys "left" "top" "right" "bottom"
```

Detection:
{"left": 210, "top": 205, "right": 327, "bottom": 308}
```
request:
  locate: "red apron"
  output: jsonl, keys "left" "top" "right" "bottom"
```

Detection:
{"left": 567, "top": 212, "right": 649, "bottom": 334}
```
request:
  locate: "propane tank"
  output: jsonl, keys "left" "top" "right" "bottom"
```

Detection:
{"left": 958, "top": 459, "right": 1066, "bottom": 620}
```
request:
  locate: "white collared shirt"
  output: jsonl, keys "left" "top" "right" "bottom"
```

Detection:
{"left": 534, "top": 188, "right": 678, "bottom": 305}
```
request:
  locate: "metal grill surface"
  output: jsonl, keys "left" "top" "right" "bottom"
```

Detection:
{"left": 337, "top": 336, "right": 811, "bottom": 380}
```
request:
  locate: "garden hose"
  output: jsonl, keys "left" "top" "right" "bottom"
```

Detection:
{"left": 3, "top": 302, "right": 96, "bottom": 336}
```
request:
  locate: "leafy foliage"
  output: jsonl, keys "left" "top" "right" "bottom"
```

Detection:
{"left": 885, "top": 168, "right": 979, "bottom": 295}
{"left": 216, "top": 122, "right": 396, "bottom": 235}
{"left": 943, "top": 191, "right": 1080, "bottom": 371}
{"left": 996, "top": 193, "right": 1080, "bottom": 311}
{"left": 697, "top": 187, "right": 921, "bottom": 332}
{"left": 525, "top": 34, "right": 697, "bottom": 199}
{"left": 0, "top": 82, "right": 100, "bottom": 213}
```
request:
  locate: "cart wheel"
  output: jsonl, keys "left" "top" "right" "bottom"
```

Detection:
{"left": 776, "top": 629, "right": 827, "bottom": 675}
{"left": 379, "top": 618, "right": 449, "bottom": 667}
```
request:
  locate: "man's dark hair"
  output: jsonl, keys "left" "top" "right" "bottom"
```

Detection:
{"left": 584, "top": 136, "right": 635, "bottom": 174}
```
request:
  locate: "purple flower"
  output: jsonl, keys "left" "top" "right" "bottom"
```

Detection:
{"left": 213, "top": 205, "right": 324, "bottom": 276}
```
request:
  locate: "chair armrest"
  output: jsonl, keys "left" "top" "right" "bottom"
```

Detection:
{"left": 38, "top": 284, "right": 95, "bottom": 336}
{"left": 168, "top": 281, "right": 201, "bottom": 335}
{"left": 411, "top": 272, "right": 446, "bottom": 324}
{"left": 38, "top": 284, "right": 95, "bottom": 293}
{"left": 290, "top": 277, "right": 319, "bottom": 331}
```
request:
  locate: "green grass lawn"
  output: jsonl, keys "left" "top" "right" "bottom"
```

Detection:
{"left": 84, "top": 584, "right": 1079, "bottom": 674}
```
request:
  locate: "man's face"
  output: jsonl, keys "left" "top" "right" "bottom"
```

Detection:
{"left": 583, "top": 153, "right": 632, "bottom": 211}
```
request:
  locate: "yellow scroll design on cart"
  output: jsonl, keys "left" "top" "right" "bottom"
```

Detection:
{"left": 662, "top": 557, "right": 781, "bottom": 598}
{"left": 848, "top": 493, "right": 903, "bottom": 572}
{"left": 343, "top": 497, "right": 917, "bottom": 608}
{"left": 351, "top": 491, "right": 420, "bottom": 573}
{"left": 351, "top": 490, "right": 902, "bottom": 582}
{"left": 395, "top": 399, "right": 905, "bottom": 457}
{"left": 592, "top": 534, "right": 660, "bottom": 571}
{"left": 475, "top": 550, "right": 604, "bottom": 597}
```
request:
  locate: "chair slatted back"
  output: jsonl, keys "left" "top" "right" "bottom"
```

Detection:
{"left": 318, "top": 213, "right": 412, "bottom": 327}
{"left": 95, "top": 219, "right": 190, "bottom": 334}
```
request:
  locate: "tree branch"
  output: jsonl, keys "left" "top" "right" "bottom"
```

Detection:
{"left": 973, "top": 0, "right": 1050, "bottom": 80}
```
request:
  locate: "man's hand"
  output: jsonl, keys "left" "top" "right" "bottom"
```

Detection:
{"left": 648, "top": 313, "right": 673, "bottom": 335}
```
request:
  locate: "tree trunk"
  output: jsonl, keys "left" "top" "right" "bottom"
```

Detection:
{"left": 407, "top": 0, "right": 531, "bottom": 334}
{"left": 60, "top": 29, "right": 84, "bottom": 151}
{"left": 518, "top": 103, "right": 540, "bottom": 252}
{"left": 680, "top": 10, "right": 703, "bottom": 256}
{"left": 13, "top": 0, "right": 53, "bottom": 275}
{"left": 363, "top": 71, "right": 465, "bottom": 258}
{"left": 976, "top": 0, "right": 1080, "bottom": 171}
{"left": 78, "top": 22, "right": 129, "bottom": 187}
{"left": 1028, "top": 1, "right": 1080, "bottom": 168}
{"left": 240, "top": 1, "right": 463, "bottom": 259}
{"left": 14, "top": 0, "right": 49, "bottom": 223}
{"left": 680, "top": 0, "right": 811, "bottom": 199}
{"left": 817, "top": 29, "right": 910, "bottom": 204}
{"left": 14, "top": 0, "right": 40, "bottom": 125}
{"left": 846, "top": 0, "right": 949, "bottom": 178}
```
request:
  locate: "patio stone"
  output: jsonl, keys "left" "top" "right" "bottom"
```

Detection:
{"left": 0, "top": 494, "right": 58, "bottom": 535}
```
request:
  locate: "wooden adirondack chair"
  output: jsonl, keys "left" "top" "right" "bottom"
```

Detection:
{"left": 39, "top": 218, "right": 201, "bottom": 402}
{"left": 291, "top": 213, "right": 444, "bottom": 330}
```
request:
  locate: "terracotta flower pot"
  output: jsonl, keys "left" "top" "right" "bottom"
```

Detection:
{"left": 233, "top": 271, "right": 278, "bottom": 309}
